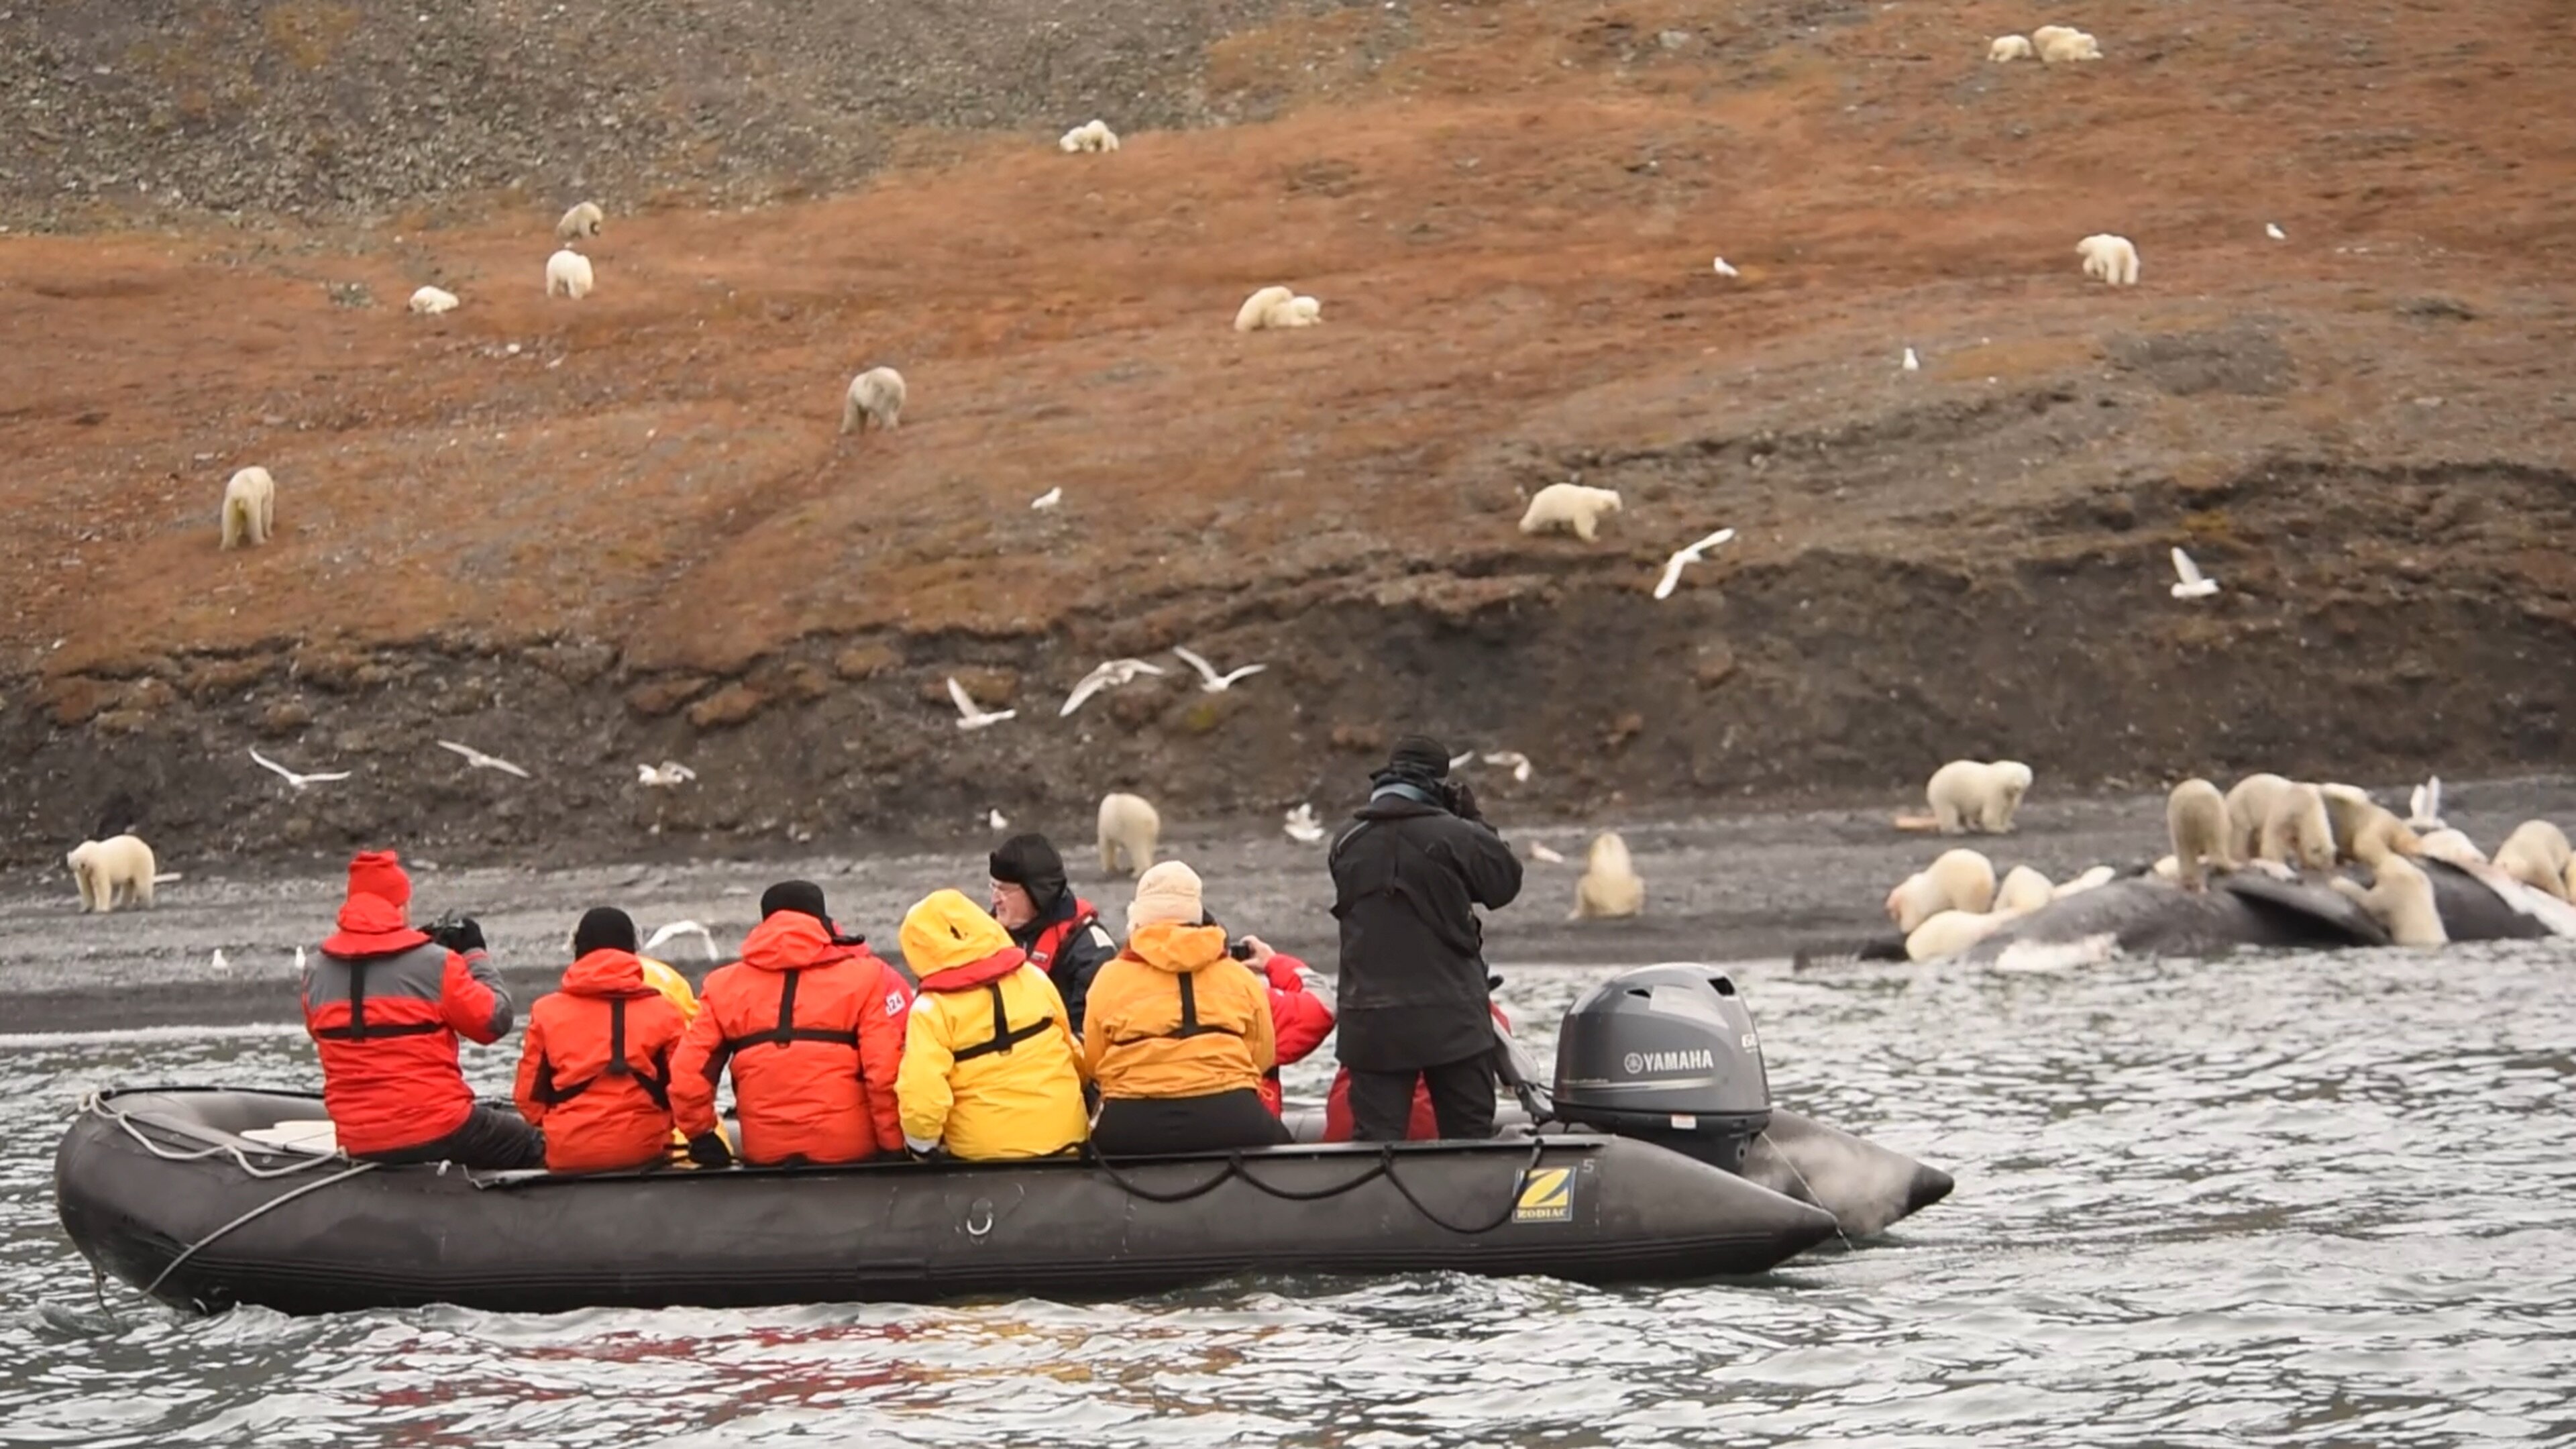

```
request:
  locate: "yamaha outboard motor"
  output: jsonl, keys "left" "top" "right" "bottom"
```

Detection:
{"left": 1551, "top": 965, "right": 1772, "bottom": 1173}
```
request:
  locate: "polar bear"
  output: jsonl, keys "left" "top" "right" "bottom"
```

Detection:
{"left": 1058, "top": 119, "right": 1120, "bottom": 154}
{"left": 2343, "top": 804, "right": 2422, "bottom": 866}
{"left": 407, "top": 285, "right": 459, "bottom": 315}
{"left": 2165, "top": 777, "right": 2233, "bottom": 892}
{"left": 1925, "top": 759, "right": 2033, "bottom": 834}
{"left": 2329, "top": 856, "right": 2447, "bottom": 947}
{"left": 545, "top": 248, "right": 594, "bottom": 299}
{"left": 2077, "top": 233, "right": 2139, "bottom": 286}
{"left": 2222, "top": 772, "right": 2292, "bottom": 863}
{"left": 2491, "top": 820, "right": 2573, "bottom": 901}
{"left": 1988, "top": 34, "right": 2034, "bottom": 62}
{"left": 1993, "top": 865, "right": 2054, "bottom": 915}
{"left": 1884, "top": 847, "right": 1998, "bottom": 934}
{"left": 1097, "top": 791, "right": 1161, "bottom": 878}
{"left": 1570, "top": 831, "right": 1644, "bottom": 920}
{"left": 219, "top": 466, "right": 275, "bottom": 550}
{"left": 2316, "top": 784, "right": 2377, "bottom": 859}
{"left": 1517, "top": 483, "right": 1624, "bottom": 543}
{"left": 1904, "top": 908, "right": 2003, "bottom": 962}
{"left": 557, "top": 201, "right": 604, "bottom": 241}
{"left": 1234, "top": 286, "right": 1295, "bottom": 333}
{"left": 841, "top": 366, "right": 908, "bottom": 434}
{"left": 2033, "top": 24, "right": 2102, "bottom": 62}
{"left": 2414, "top": 827, "right": 2485, "bottom": 867}
{"left": 67, "top": 835, "right": 157, "bottom": 913}
{"left": 2257, "top": 782, "right": 2335, "bottom": 871}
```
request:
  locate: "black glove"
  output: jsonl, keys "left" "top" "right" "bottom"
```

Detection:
{"left": 685, "top": 1132, "right": 733, "bottom": 1168}
{"left": 1446, "top": 780, "right": 1485, "bottom": 824}
{"left": 906, "top": 1143, "right": 953, "bottom": 1163}
{"left": 427, "top": 915, "right": 486, "bottom": 953}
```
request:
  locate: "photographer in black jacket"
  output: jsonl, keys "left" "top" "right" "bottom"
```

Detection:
{"left": 1326, "top": 734, "right": 1524, "bottom": 1140}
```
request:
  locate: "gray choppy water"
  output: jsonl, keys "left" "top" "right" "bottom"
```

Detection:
{"left": 5, "top": 947, "right": 2574, "bottom": 1447}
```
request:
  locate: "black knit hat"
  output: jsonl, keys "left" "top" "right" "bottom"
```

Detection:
{"left": 759, "top": 880, "right": 832, "bottom": 924}
{"left": 1387, "top": 733, "right": 1452, "bottom": 778}
{"left": 988, "top": 833, "right": 1069, "bottom": 912}
{"left": 572, "top": 906, "right": 638, "bottom": 957}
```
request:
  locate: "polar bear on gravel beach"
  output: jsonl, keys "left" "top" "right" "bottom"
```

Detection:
{"left": 67, "top": 835, "right": 157, "bottom": 913}
{"left": 1925, "top": 759, "right": 2033, "bottom": 835}
{"left": 1517, "top": 483, "right": 1624, "bottom": 543}
{"left": 1097, "top": 792, "right": 1161, "bottom": 879}
{"left": 1885, "top": 847, "right": 1998, "bottom": 934}
{"left": 1570, "top": 831, "right": 1644, "bottom": 920}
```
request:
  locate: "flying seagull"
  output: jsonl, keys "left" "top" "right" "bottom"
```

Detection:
{"left": 2407, "top": 776, "right": 2444, "bottom": 830}
{"left": 1482, "top": 750, "right": 1534, "bottom": 784}
{"left": 1173, "top": 645, "right": 1267, "bottom": 693}
{"left": 1031, "top": 487, "right": 1064, "bottom": 511}
{"left": 643, "top": 920, "right": 717, "bottom": 960}
{"left": 1283, "top": 803, "right": 1325, "bottom": 844}
{"left": 2169, "top": 547, "right": 2219, "bottom": 599}
{"left": 249, "top": 748, "right": 351, "bottom": 790}
{"left": 1060, "top": 658, "right": 1165, "bottom": 717}
{"left": 437, "top": 740, "right": 530, "bottom": 778}
{"left": 947, "top": 676, "right": 1018, "bottom": 730}
{"left": 637, "top": 761, "right": 697, "bottom": 788}
{"left": 1654, "top": 527, "right": 1737, "bottom": 600}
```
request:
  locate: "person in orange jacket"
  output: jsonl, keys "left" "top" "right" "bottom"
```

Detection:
{"left": 1205, "top": 919, "right": 1336, "bottom": 1115}
{"left": 1083, "top": 863, "right": 1286, "bottom": 1153}
{"left": 668, "top": 881, "right": 913, "bottom": 1167}
{"left": 513, "top": 908, "right": 690, "bottom": 1173}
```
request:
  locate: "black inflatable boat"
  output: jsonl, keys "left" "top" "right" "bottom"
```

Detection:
{"left": 58, "top": 1086, "right": 1842, "bottom": 1316}
{"left": 54, "top": 965, "right": 1953, "bottom": 1315}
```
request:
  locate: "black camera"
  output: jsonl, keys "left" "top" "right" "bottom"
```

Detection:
{"left": 1228, "top": 937, "right": 1256, "bottom": 962}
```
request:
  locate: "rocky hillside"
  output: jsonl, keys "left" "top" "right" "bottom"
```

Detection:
{"left": 2, "top": 0, "right": 2572, "bottom": 872}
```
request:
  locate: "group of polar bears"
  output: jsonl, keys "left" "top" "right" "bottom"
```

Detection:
{"left": 1885, "top": 849, "right": 2113, "bottom": 961}
{"left": 1988, "top": 23, "right": 2102, "bottom": 65}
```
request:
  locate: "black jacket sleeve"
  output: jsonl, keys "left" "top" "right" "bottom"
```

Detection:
{"left": 1452, "top": 820, "right": 1525, "bottom": 911}
{"left": 1053, "top": 918, "right": 1120, "bottom": 1036}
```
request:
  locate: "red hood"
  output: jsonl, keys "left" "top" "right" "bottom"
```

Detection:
{"left": 916, "top": 945, "right": 1029, "bottom": 993}
{"left": 740, "top": 911, "right": 864, "bottom": 973}
{"left": 320, "top": 890, "right": 431, "bottom": 958}
{"left": 561, "top": 947, "right": 655, "bottom": 998}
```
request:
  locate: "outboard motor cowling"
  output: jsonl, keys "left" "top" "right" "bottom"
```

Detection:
{"left": 1551, "top": 965, "right": 1772, "bottom": 1172}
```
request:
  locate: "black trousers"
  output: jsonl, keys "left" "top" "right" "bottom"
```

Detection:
{"left": 357, "top": 1103, "right": 547, "bottom": 1171}
{"left": 1093, "top": 1088, "right": 1289, "bottom": 1155}
{"left": 1348, "top": 1053, "right": 1498, "bottom": 1142}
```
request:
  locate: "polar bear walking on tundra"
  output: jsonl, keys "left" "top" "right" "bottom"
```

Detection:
{"left": 557, "top": 201, "right": 604, "bottom": 241}
{"left": 1988, "top": 35, "right": 2035, "bottom": 62}
{"left": 67, "top": 835, "right": 158, "bottom": 913}
{"left": 1517, "top": 483, "right": 1624, "bottom": 543}
{"left": 1925, "top": 759, "right": 2034, "bottom": 834}
{"left": 1097, "top": 792, "right": 1162, "bottom": 878}
{"left": 2032, "top": 24, "right": 2103, "bottom": 62}
{"left": 545, "top": 248, "right": 594, "bottom": 299}
{"left": 220, "top": 466, "right": 276, "bottom": 549}
{"left": 841, "top": 367, "right": 908, "bottom": 434}
{"left": 2078, "top": 233, "right": 2140, "bottom": 286}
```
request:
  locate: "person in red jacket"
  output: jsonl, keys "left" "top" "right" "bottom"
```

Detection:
{"left": 513, "top": 908, "right": 689, "bottom": 1173}
{"left": 669, "top": 881, "right": 912, "bottom": 1167}
{"left": 1322, "top": 996, "right": 1512, "bottom": 1142}
{"left": 1229, "top": 931, "right": 1336, "bottom": 1115}
{"left": 301, "top": 849, "right": 539, "bottom": 1168}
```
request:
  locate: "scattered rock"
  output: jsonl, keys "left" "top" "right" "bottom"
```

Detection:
{"left": 1330, "top": 722, "right": 1386, "bottom": 753}
{"left": 833, "top": 643, "right": 900, "bottom": 680}
{"left": 259, "top": 700, "right": 315, "bottom": 736}
{"left": 688, "top": 682, "right": 768, "bottom": 730}
{"left": 627, "top": 675, "right": 710, "bottom": 718}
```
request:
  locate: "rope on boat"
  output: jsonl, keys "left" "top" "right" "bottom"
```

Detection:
{"left": 87, "top": 1092, "right": 356, "bottom": 1181}
{"left": 1083, "top": 1136, "right": 1548, "bottom": 1235}
{"left": 140, "top": 1161, "right": 382, "bottom": 1303}
{"left": 1754, "top": 1128, "right": 1854, "bottom": 1251}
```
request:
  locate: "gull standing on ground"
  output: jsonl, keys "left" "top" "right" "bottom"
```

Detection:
{"left": 947, "top": 677, "right": 1018, "bottom": 730}
{"left": 987, "top": 808, "right": 1010, "bottom": 830}
{"left": 1283, "top": 804, "right": 1325, "bottom": 844}
{"left": 2169, "top": 547, "right": 2220, "bottom": 599}
{"left": 1654, "top": 527, "right": 1737, "bottom": 600}
{"left": 1482, "top": 751, "right": 1534, "bottom": 784}
{"left": 1060, "top": 659, "right": 1166, "bottom": 716}
{"left": 643, "top": 920, "right": 718, "bottom": 961}
{"left": 295, "top": 946, "right": 307, "bottom": 975}
{"left": 1450, "top": 751, "right": 1477, "bottom": 771}
{"left": 1902, "top": 347, "right": 1921, "bottom": 372}
{"left": 2266, "top": 223, "right": 2287, "bottom": 240}
{"left": 1173, "top": 645, "right": 1267, "bottom": 693}
{"left": 1031, "top": 487, "right": 1064, "bottom": 510}
{"left": 2408, "top": 776, "right": 2445, "bottom": 831}
{"left": 1712, "top": 257, "right": 1739, "bottom": 278}
{"left": 437, "top": 740, "right": 531, "bottom": 778}
{"left": 637, "top": 761, "right": 698, "bottom": 788}
{"left": 250, "top": 748, "right": 352, "bottom": 790}
{"left": 1527, "top": 841, "right": 1567, "bottom": 864}
{"left": 210, "top": 949, "right": 230, "bottom": 973}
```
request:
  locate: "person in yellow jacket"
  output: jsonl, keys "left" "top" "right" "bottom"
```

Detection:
{"left": 633, "top": 953, "right": 719, "bottom": 1161}
{"left": 894, "top": 890, "right": 1091, "bottom": 1161}
{"left": 1083, "top": 861, "right": 1287, "bottom": 1155}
